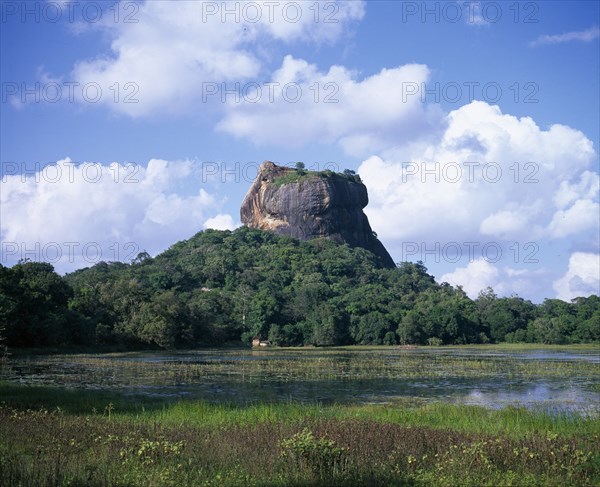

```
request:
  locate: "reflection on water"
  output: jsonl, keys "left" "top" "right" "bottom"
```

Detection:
{"left": 2, "top": 347, "right": 598, "bottom": 415}
{"left": 464, "top": 382, "right": 593, "bottom": 412}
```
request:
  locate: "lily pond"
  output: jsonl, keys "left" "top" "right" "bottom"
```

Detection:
{"left": 2, "top": 346, "right": 599, "bottom": 415}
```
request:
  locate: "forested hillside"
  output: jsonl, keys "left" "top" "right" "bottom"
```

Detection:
{"left": 1, "top": 227, "right": 598, "bottom": 350}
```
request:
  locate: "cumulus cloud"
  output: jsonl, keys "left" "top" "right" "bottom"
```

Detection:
{"left": 553, "top": 171, "right": 599, "bottom": 209}
{"left": 356, "top": 100, "right": 598, "bottom": 301}
{"left": 439, "top": 259, "right": 552, "bottom": 299}
{"left": 480, "top": 209, "right": 532, "bottom": 240}
{"left": 440, "top": 258, "right": 501, "bottom": 297}
{"left": 547, "top": 199, "right": 600, "bottom": 239}
{"left": 217, "top": 55, "right": 444, "bottom": 155}
{"left": 203, "top": 214, "right": 238, "bottom": 231}
{"left": 530, "top": 26, "right": 600, "bottom": 47}
{"left": 0, "top": 158, "right": 220, "bottom": 272}
{"left": 358, "top": 101, "right": 598, "bottom": 245}
{"left": 553, "top": 252, "right": 600, "bottom": 301}
{"left": 54, "top": 1, "right": 365, "bottom": 116}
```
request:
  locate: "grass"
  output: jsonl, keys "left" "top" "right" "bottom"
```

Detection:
{"left": 270, "top": 168, "right": 359, "bottom": 188}
{"left": 1, "top": 380, "right": 597, "bottom": 437}
{"left": 271, "top": 170, "right": 315, "bottom": 187}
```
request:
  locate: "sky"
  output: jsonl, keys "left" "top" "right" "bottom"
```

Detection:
{"left": 1, "top": 0, "right": 599, "bottom": 303}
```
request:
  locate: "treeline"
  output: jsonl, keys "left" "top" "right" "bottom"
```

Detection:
{"left": 0, "top": 227, "right": 598, "bottom": 350}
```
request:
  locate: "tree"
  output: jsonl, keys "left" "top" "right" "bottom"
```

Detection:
{"left": 132, "top": 251, "right": 152, "bottom": 265}
{"left": 572, "top": 295, "right": 600, "bottom": 341}
{"left": 477, "top": 295, "right": 537, "bottom": 342}
{"left": 2, "top": 262, "right": 76, "bottom": 347}
{"left": 397, "top": 310, "right": 422, "bottom": 345}
{"left": 395, "top": 261, "right": 436, "bottom": 294}
{"left": 351, "top": 311, "right": 391, "bottom": 345}
{"left": 247, "top": 288, "right": 280, "bottom": 339}
{"left": 126, "top": 291, "right": 191, "bottom": 349}
{"left": 310, "top": 302, "right": 348, "bottom": 346}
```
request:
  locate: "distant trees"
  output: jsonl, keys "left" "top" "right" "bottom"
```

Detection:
{"left": 476, "top": 288, "right": 537, "bottom": 342}
{"left": 0, "top": 261, "right": 90, "bottom": 347}
{"left": 341, "top": 168, "right": 361, "bottom": 183}
{"left": 501, "top": 295, "right": 600, "bottom": 344}
{"left": 295, "top": 162, "right": 306, "bottom": 176}
{"left": 572, "top": 295, "right": 600, "bottom": 342}
{"left": 393, "top": 285, "right": 481, "bottom": 345}
{"left": 0, "top": 229, "right": 598, "bottom": 350}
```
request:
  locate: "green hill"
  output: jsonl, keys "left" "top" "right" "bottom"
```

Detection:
{"left": 1, "top": 227, "right": 598, "bottom": 350}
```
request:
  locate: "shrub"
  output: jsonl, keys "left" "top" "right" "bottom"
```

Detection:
{"left": 280, "top": 428, "right": 349, "bottom": 479}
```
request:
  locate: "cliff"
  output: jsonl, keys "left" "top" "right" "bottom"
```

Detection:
{"left": 240, "top": 161, "right": 396, "bottom": 268}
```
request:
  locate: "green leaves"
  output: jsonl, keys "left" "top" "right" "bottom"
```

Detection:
{"left": 2, "top": 228, "right": 597, "bottom": 350}
{"left": 280, "top": 428, "right": 348, "bottom": 479}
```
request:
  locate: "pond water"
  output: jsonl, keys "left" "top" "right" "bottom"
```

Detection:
{"left": 2, "top": 347, "right": 599, "bottom": 415}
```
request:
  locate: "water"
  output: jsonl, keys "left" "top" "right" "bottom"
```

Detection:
{"left": 2, "top": 347, "right": 598, "bottom": 414}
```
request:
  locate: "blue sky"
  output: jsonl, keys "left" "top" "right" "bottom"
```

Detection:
{"left": 1, "top": 0, "right": 599, "bottom": 303}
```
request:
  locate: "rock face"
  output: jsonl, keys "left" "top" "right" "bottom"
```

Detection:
{"left": 240, "top": 161, "right": 396, "bottom": 268}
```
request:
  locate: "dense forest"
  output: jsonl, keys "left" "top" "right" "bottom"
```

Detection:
{"left": 0, "top": 227, "right": 598, "bottom": 350}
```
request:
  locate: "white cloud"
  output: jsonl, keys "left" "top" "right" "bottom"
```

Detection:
{"left": 480, "top": 207, "right": 536, "bottom": 240}
{"left": 439, "top": 259, "right": 500, "bottom": 298}
{"left": 59, "top": 1, "right": 364, "bottom": 117}
{"left": 530, "top": 26, "right": 600, "bottom": 47}
{"left": 547, "top": 199, "right": 600, "bottom": 239}
{"left": 0, "top": 158, "right": 220, "bottom": 272}
{"left": 439, "top": 259, "right": 552, "bottom": 299}
{"left": 553, "top": 252, "right": 600, "bottom": 301}
{"left": 554, "top": 171, "right": 599, "bottom": 209}
{"left": 217, "top": 55, "right": 444, "bottom": 155}
{"left": 203, "top": 214, "right": 237, "bottom": 231}
{"left": 358, "top": 101, "right": 598, "bottom": 245}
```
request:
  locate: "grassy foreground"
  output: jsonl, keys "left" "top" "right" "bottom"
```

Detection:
{"left": 1, "top": 382, "right": 599, "bottom": 486}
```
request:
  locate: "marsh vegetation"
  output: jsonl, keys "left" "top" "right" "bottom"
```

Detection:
{"left": 1, "top": 345, "right": 598, "bottom": 486}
